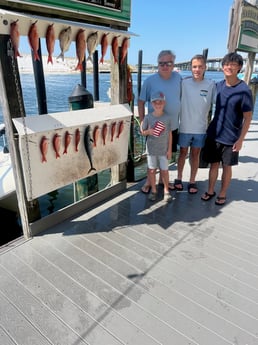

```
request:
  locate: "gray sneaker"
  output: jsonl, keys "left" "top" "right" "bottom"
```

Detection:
{"left": 163, "top": 193, "right": 172, "bottom": 203}
{"left": 148, "top": 192, "right": 157, "bottom": 201}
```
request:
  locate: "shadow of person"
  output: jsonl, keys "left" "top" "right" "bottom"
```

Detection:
{"left": 239, "top": 155, "right": 258, "bottom": 163}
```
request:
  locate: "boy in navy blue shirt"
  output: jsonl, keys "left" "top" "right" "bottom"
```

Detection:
{"left": 201, "top": 52, "right": 253, "bottom": 206}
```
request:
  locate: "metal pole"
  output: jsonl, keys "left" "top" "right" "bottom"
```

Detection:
{"left": 93, "top": 50, "right": 99, "bottom": 101}
{"left": 81, "top": 56, "right": 86, "bottom": 88}
{"left": 137, "top": 50, "right": 143, "bottom": 97}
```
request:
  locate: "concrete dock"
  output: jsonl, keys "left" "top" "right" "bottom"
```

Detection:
{"left": 0, "top": 121, "right": 258, "bottom": 345}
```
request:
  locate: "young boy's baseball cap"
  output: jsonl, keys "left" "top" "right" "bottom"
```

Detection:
{"left": 151, "top": 91, "right": 165, "bottom": 102}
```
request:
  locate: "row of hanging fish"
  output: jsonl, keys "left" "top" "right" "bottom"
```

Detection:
{"left": 92, "top": 120, "right": 124, "bottom": 147}
{"left": 40, "top": 129, "right": 80, "bottom": 163}
{"left": 10, "top": 19, "right": 129, "bottom": 70}
{"left": 39, "top": 120, "right": 124, "bottom": 163}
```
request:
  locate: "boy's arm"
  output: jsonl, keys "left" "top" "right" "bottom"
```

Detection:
{"left": 233, "top": 111, "right": 252, "bottom": 151}
{"left": 140, "top": 116, "right": 152, "bottom": 136}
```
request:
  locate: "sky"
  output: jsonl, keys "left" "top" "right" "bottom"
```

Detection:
{"left": 128, "top": 0, "right": 235, "bottom": 65}
{"left": 18, "top": 0, "right": 235, "bottom": 66}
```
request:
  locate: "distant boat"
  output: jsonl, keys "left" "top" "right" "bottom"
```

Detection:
{"left": 0, "top": 124, "right": 17, "bottom": 212}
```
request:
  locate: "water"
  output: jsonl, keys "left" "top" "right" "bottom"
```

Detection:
{"left": 19, "top": 72, "right": 112, "bottom": 116}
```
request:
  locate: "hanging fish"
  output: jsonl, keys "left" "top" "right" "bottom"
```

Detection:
{"left": 120, "top": 37, "right": 129, "bottom": 65}
{"left": 75, "top": 128, "right": 80, "bottom": 152}
{"left": 110, "top": 122, "right": 116, "bottom": 142}
{"left": 46, "top": 23, "right": 55, "bottom": 64}
{"left": 111, "top": 36, "right": 119, "bottom": 64}
{"left": 86, "top": 31, "right": 98, "bottom": 63}
{"left": 75, "top": 28, "right": 86, "bottom": 71}
{"left": 92, "top": 125, "right": 100, "bottom": 147}
{"left": 63, "top": 130, "right": 72, "bottom": 154}
{"left": 57, "top": 26, "right": 72, "bottom": 61}
{"left": 84, "top": 125, "right": 96, "bottom": 174}
{"left": 28, "top": 21, "right": 40, "bottom": 61}
{"left": 52, "top": 133, "right": 61, "bottom": 158}
{"left": 102, "top": 123, "right": 108, "bottom": 145}
{"left": 40, "top": 136, "right": 48, "bottom": 163}
{"left": 10, "top": 19, "right": 22, "bottom": 58}
{"left": 99, "top": 33, "right": 109, "bottom": 64}
{"left": 116, "top": 120, "right": 124, "bottom": 138}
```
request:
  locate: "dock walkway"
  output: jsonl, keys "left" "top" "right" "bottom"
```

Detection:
{"left": 1, "top": 121, "right": 258, "bottom": 345}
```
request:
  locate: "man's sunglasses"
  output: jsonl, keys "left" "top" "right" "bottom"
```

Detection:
{"left": 158, "top": 61, "right": 174, "bottom": 67}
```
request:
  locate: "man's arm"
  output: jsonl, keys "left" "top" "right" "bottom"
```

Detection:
{"left": 167, "top": 131, "right": 172, "bottom": 160}
{"left": 138, "top": 99, "right": 146, "bottom": 123}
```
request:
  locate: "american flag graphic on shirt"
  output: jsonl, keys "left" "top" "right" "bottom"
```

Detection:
{"left": 152, "top": 121, "right": 165, "bottom": 137}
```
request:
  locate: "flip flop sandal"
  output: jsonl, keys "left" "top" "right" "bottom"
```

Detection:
{"left": 160, "top": 182, "right": 176, "bottom": 191}
{"left": 141, "top": 184, "right": 150, "bottom": 194}
{"left": 188, "top": 183, "right": 198, "bottom": 194}
{"left": 215, "top": 196, "right": 226, "bottom": 206}
{"left": 168, "top": 182, "right": 176, "bottom": 191}
{"left": 174, "top": 179, "right": 183, "bottom": 191}
{"left": 201, "top": 191, "right": 216, "bottom": 201}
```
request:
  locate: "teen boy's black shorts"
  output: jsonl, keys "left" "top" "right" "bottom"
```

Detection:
{"left": 202, "top": 136, "right": 239, "bottom": 166}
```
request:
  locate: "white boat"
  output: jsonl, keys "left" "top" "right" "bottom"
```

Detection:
{"left": 0, "top": 124, "right": 17, "bottom": 212}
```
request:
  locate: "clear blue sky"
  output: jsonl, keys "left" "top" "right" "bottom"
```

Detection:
{"left": 129, "top": 0, "right": 235, "bottom": 65}
{"left": 18, "top": 0, "right": 235, "bottom": 65}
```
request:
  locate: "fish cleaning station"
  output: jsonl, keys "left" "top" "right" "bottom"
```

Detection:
{"left": 0, "top": 0, "right": 137, "bottom": 239}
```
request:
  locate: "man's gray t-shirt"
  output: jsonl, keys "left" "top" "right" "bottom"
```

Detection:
{"left": 179, "top": 77, "right": 216, "bottom": 134}
{"left": 139, "top": 72, "right": 182, "bottom": 131}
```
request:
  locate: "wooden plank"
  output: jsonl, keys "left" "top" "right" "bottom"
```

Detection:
{"left": 0, "top": 265, "right": 91, "bottom": 345}
{"left": 36, "top": 232, "right": 227, "bottom": 345}
{"left": 56, "top": 222, "right": 258, "bottom": 345}
{"left": 0, "top": 257, "right": 124, "bottom": 345}
{"left": 0, "top": 292, "right": 50, "bottom": 345}
{"left": 0, "top": 326, "right": 17, "bottom": 345}
{"left": 25, "top": 238, "right": 174, "bottom": 345}
{"left": 0, "top": 242, "right": 160, "bottom": 345}
{"left": 41, "top": 170, "right": 258, "bottom": 345}
{"left": 42, "top": 233, "right": 235, "bottom": 345}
